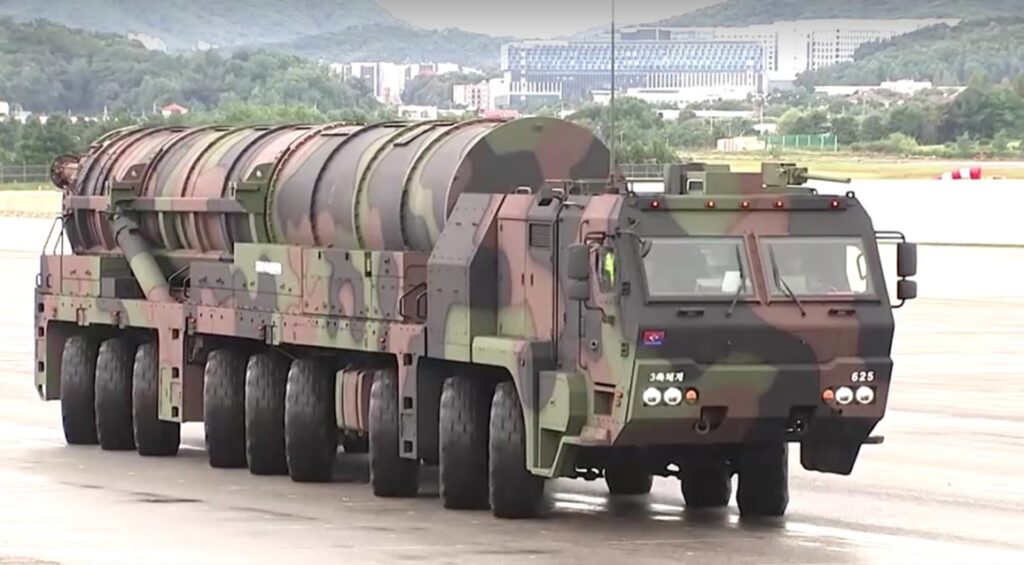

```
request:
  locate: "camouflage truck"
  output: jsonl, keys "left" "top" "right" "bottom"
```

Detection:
{"left": 34, "top": 117, "right": 918, "bottom": 519}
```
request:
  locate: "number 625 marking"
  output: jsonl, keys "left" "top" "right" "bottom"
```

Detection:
{"left": 851, "top": 370, "right": 876, "bottom": 382}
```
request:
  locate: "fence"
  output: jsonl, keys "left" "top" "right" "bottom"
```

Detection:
{"left": 0, "top": 164, "right": 50, "bottom": 184}
{"left": 618, "top": 163, "right": 667, "bottom": 179}
{"left": 764, "top": 134, "right": 839, "bottom": 152}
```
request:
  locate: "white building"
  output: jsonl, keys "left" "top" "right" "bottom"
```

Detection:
{"left": 335, "top": 62, "right": 483, "bottom": 106}
{"left": 452, "top": 77, "right": 511, "bottom": 111}
{"left": 0, "top": 101, "right": 10, "bottom": 119}
{"left": 615, "top": 18, "right": 959, "bottom": 82}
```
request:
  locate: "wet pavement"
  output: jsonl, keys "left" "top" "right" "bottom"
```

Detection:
{"left": 2, "top": 245, "right": 1023, "bottom": 564}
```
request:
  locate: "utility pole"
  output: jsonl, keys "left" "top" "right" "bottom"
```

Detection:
{"left": 609, "top": 0, "right": 617, "bottom": 182}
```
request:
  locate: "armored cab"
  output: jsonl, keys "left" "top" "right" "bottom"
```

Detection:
{"left": 34, "top": 119, "right": 917, "bottom": 520}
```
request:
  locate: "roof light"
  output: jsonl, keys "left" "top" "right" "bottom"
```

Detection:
{"left": 773, "top": 200, "right": 785, "bottom": 209}
{"left": 741, "top": 200, "right": 751, "bottom": 209}
{"left": 650, "top": 199, "right": 661, "bottom": 209}
{"left": 705, "top": 200, "right": 716, "bottom": 209}
{"left": 830, "top": 199, "right": 841, "bottom": 209}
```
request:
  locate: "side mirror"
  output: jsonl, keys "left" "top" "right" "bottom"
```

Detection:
{"left": 567, "top": 244, "right": 590, "bottom": 281}
{"left": 567, "top": 279, "right": 591, "bottom": 302}
{"left": 897, "top": 279, "right": 918, "bottom": 302}
{"left": 897, "top": 242, "right": 917, "bottom": 278}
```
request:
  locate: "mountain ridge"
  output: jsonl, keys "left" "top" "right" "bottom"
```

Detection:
{"left": 654, "top": 0, "right": 1019, "bottom": 26}
{"left": 0, "top": 0, "right": 406, "bottom": 50}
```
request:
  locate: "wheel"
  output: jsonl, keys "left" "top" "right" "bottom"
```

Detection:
{"left": 736, "top": 443, "right": 789, "bottom": 517}
{"left": 60, "top": 335, "right": 100, "bottom": 445}
{"left": 605, "top": 460, "right": 654, "bottom": 496}
{"left": 368, "top": 369, "right": 419, "bottom": 497}
{"left": 342, "top": 435, "right": 369, "bottom": 454}
{"left": 681, "top": 461, "right": 732, "bottom": 508}
{"left": 132, "top": 342, "right": 180, "bottom": 456}
{"left": 245, "top": 352, "right": 290, "bottom": 475}
{"left": 439, "top": 375, "right": 492, "bottom": 510}
{"left": 284, "top": 358, "right": 338, "bottom": 482}
{"left": 204, "top": 348, "right": 248, "bottom": 468}
{"left": 95, "top": 337, "right": 137, "bottom": 451}
{"left": 489, "top": 381, "right": 544, "bottom": 519}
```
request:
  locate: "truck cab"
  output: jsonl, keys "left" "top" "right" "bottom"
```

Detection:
{"left": 532, "top": 162, "right": 919, "bottom": 515}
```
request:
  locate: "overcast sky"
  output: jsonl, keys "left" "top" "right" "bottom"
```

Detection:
{"left": 377, "top": 0, "right": 721, "bottom": 38}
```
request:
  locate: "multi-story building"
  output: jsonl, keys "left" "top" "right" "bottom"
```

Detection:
{"left": 453, "top": 77, "right": 512, "bottom": 111}
{"left": 334, "top": 62, "right": 483, "bottom": 106}
{"left": 612, "top": 18, "right": 959, "bottom": 81}
{"left": 501, "top": 40, "right": 764, "bottom": 106}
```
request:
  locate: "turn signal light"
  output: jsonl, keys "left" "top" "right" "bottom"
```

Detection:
{"left": 821, "top": 388, "right": 835, "bottom": 403}
{"left": 684, "top": 388, "right": 699, "bottom": 405}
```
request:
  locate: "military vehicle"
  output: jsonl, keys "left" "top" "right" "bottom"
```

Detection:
{"left": 34, "top": 117, "right": 918, "bottom": 519}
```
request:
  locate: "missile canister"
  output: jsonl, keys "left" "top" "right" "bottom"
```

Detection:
{"left": 55, "top": 117, "right": 611, "bottom": 256}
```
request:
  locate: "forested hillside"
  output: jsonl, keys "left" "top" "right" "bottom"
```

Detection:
{"left": 0, "top": 20, "right": 379, "bottom": 114}
{"left": 257, "top": 25, "right": 509, "bottom": 69}
{"left": 0, "top": 0, "right": 403, "bottom": 49}
{"left": 657, "top": 0, "right": 1014, "bottom": 26}
{"left": 801, "top": 19, "right": 1024, "bottom": 85}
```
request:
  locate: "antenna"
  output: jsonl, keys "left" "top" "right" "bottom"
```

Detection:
{"left": 609, "top": 0, "right": 617, "bottom": 182}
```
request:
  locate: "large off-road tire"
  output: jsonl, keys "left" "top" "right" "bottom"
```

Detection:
{"left": 342, "top": 435, "right": 369, "bottom": 454}
{"left": 439, "top": 375, "right": 492, "bottom": 510}
{"left": 489, "top": 381, "right": 544, "bottom": 519}
{"left": 203, "top": 348, "right": 248, "bottom": 468}
{"left": 95, "top": 337, "right": 137, "bottom": 451}
{"left": 681, "top": 461, "right": 732, "bottom": 509}
{"left": 736, "top": 443, "right": 789, "bottom": 517}
{"left": 284, "top": 358, "right": 338, "bottom": 482}
{"left": 60, "top": 335, "right": 100, "bottom": 445}
{"left": 132, "top": 342, "right": 180, "bottom": 456}
{"left": 245, "top": 352, "right": 290, "bottom": 475}
{"left": 368, "top": 369, "right": 419, "bottom": 497}
{"left": 604, "top": 450, "right": 654, "bottom": 495}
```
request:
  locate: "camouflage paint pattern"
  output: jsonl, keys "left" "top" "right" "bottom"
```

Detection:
{"left": 36, "top": 117, "right": 910, "bottom": 485}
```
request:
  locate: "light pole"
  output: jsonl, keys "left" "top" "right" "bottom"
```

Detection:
{"left": 609, "top": 0, "right": 617, "bottom": 181}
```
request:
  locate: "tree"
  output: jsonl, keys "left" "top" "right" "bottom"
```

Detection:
{"left": 860, "top": 113, "right": 888, "bottom": 142}
{"left": 829, "top": 115, "right": 860, "bottom": 144}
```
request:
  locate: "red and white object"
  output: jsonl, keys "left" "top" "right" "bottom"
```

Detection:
{"left": 937, "top": 166, "right": 983, "bottom": 180}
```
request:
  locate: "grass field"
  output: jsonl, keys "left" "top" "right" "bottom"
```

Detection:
{"left": 0, "top": 182, "right": 56, "bottom": 191}
{"left": 683, "top": 152, "right": 1024, "bottom": 180}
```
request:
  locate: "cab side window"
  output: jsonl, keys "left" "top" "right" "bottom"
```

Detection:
{"left": 597, "top": 247, "right": 616, "bottom": 293}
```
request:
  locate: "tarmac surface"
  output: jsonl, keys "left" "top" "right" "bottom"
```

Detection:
{"left": 2, "top": 245, "right": 1023, "bottom": 564}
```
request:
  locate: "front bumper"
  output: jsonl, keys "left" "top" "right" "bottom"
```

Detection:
{"left": 614, "top": 360, "right": 891, "bottom": 473}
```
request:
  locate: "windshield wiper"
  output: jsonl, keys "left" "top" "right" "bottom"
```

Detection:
{"left": 726, "top": 245, "right": 746, "bottom": 318}
{"left": 768, "top": 246, "right": 807, "bottom": 317}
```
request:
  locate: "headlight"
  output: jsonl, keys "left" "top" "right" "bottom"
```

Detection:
{"left": 663, "top": 387, "right": 683, "bottom": 406}
{"left": 856, "top": 386, "right": 875, "bottom": 405}
{"left": 835, "top": 386, "right": 854, "bottom": 405}
{"left": 642, "top": 387, "right": 663, "bottom": 406}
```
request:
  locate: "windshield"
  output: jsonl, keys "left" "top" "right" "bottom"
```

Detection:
{"left": 641, "top": 237, "right": 753, "bottom": 300}
{"left": 760, "top": 237, "right": 874, "bottom": 298}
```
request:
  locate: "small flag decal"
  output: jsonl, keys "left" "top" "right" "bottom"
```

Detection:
{"left": 641, "top": 330, "right": 665, "bottom": 347}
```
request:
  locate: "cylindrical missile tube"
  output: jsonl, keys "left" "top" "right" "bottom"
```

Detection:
{"left": 57, "top": 117, "right": 611, "bottom": 256}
